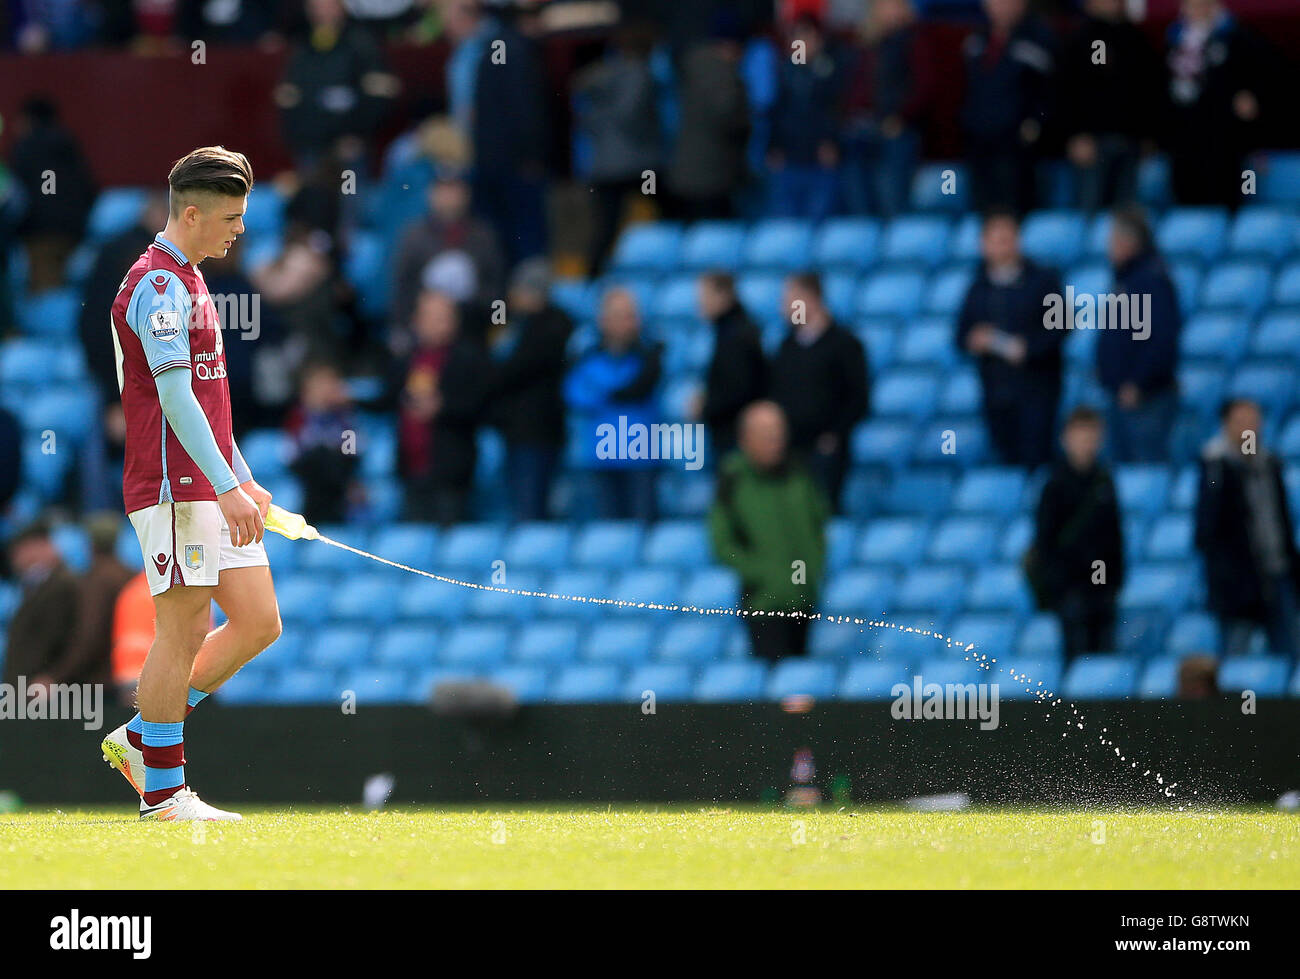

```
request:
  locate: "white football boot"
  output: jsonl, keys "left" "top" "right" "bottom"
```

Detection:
{"left": 139, "top": 787, "right": 243, "bottom": 822}
{"left": 101, "top": 722, "right": 145, "bottom": 798}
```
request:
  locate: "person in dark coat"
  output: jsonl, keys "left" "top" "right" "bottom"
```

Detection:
{"left": 486, "top": 259, "right": 574, "bottom": 522}
{"left": 1162, "top": 0, "right": 1269, "bottom": 208}
{"left": 2, "top": 519, "right": 80, "bottom": 690}
{"left": 956, "top": 209, "right": 1064, "bottom": 470}
{"left": 1059, "top": 0, "right": 1161, "bottom": 211}
{"left": 768, "top": 272, "right": 869, "bottom": 511}
{"left": 1096, "top": 205, "right": 1181, "bottom": 462}
{"left": 959, "top": 0, "right": 1056, "bottom": 214}
{"left": 695, "top": 272, "right": 767, "bottom": 458}
{"left": 1195, "top": 399, "right": 1300, "bottom": 659}
{"left": 1030, "top": 408, "right": 1126, "bottom": 662}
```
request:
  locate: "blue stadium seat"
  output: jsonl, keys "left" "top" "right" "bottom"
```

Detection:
{"left": 895, "top": 566, "right": 967, "bottom": 614}
{"left": 0, "top": 339, "right": 76, "bottom": 386}
{"left": 1273, "top": 261, "right": 1300, "bottom": 306}
{"left": 514, "top": 621, "right": 582, "bottom": 664}
{"left": 910, "top": 162, "right": 968, "bottom": 212}
{"left": 896, "top": 321, "right": 957, "bottom": 368}
{"left": 623, "top": 663, "right": 695, "bottom": 701}
{"left": 650, "top": 275, "right": 700, "bottom": 320}
{"left": 1229, "top": 361, "right": 1295, "bottom": 417}
{"left": 486, "top": 665, "right": 549, "bottom": 703}
{"left": 549, "top": 664, "right": 623, "bottom": 702}
{"left": 682, "top": 568, "right": 740, "bottom": 611}
{"left": 882, "top": 470, "right": 954, "bottom": 516}
{"left": 439, "top": 524, "right": 507, "bottom": 571}
{"left": 1114, "top": 610, "right": 1169, "bottom": 656}
{"left": 242, "top": 185, "right": 286, "bottom": 239}
{"left": 1145, "top": 513, "right": 1193, "bottom": 561}
{"left": 825, "top": 518, "right": 859, "bottom": 570}
{"left": 330, "top": 574, "right": 403, "bottom": 622}
{"left": 1199, "top": 262, "right": 1272, "bottom": 315}
{"left": 694, "top": 661, "right": 767, "bottom": 701}
{"left": 744, "top": 219, "right": 815, "bottom": 270}
{"left": 850, "top": 419, "right": 915, "bottom": 466}
{"left": 50, "top": 523, "right": 89, "bottom": 573}
{"left": 1063, "top": 655, "right": 1137, "bottom": 698}
{"left": 926, "top": 516, "right": 998, "bottom": 564}
{"left": 302, "top": 626, "right": 373, "bottom": 669}
{"left": 1016, "top": 614, "right": 1063, "bottom": 659}
{"left": 502, "top": 522, "right": 572, "bottom": 570}
{"left": 1064, "top": 262, "right": 1112, "bottom": 300}
{"left": 551, "top": 279, "right": 597, "bottom": 321}
{"left": 1115, "top": 465, "right": 1171, "bottom": 516}
{"left": 736, "top": 272, "right": 784, "bottom": 322}
{"left": 859, "top": 516, "right": 929, "bottom": 564}
{"left": 838, "top": 659, "right": 910, "bottom": 699}
{"left": 1157, "top": 207, "right": 1229, "bottom": 261}
{"left": 873, "top": 367, "right": 940, "bottom": 418}
{"left": 857, "top": 271, "right": 927, "bottom": 318}
{"left": 1218, "top": 656, "right": 1291, "bottom": 696}
{"left": 822, "top": 568, "right": 895, "bottom": 619}
{"left": 610, "top": 222, "right": 684, "bottom": 273}
{"left": 214, "top": 669, "right": 278, "bottom": 705}
{"left": 467, "top": 571, "right": 545, "bottom": 620}
{"left": 680, "top": 221, "right": 746, "bottom": 270}
{"left": 1084, "top": 213, "right": 1112, "bottom": 257}
{"left": 1178, "top": 363, "right": 1228, "bottom": 419}
{"left": 1180, "top": 312, "right": 1245, "bottom": 364}
{"left": 966, "top": 564, "right": 1034, "bottom": 614}
{"left": 398, "top": 577, "right": 472, "bottom": 621}
{"left": 1137, "top": 154, "right": 1172, "bottom": 208}
{"left": 643, "top": 520, "right": 710, "bottom": 567}
{"left": 950, "top": 213, "right": 981, "bottom": 260}
{"left": 995, "top": 657, "right": 1063, "bottom": 699}
{"left": 18, "top": 288, "right": 80, "bottom": 339}
{"left": 1120, "top": 564, "right": 1196, "bottom": 613}
{"left": 1021, "top": 210, "right": 1088, "bottom": 266}
{"left": 656, "top": 619, "right": 727, "bottom": 663}
{"left": 374, "top": 626, "right": 438, "bottom": 668}
{"left": 1257, "top": 152, "right": 1300, "bottom": 203}
{"left": 1166, "top": 611, "right": 1218, "bottom": 655}
{"left": 655, "top": 471, "right": 716, "bottom": 519}
{"left": 953, "top": 468, "right": 1026, "bottom": 516}
{"left": 367, "top": 524, "right": 439, "bottom": 570}
{"left": 572, "top": 521, "right": 644, "bottom": 567}
{"left": 272, "top": 668, "right": 341, "bottom": 704}
{"left": 1228, "top": 206, "right": 1295, "bottom": 260}
{"left": 276, "top": 577, "right": 336, "bottom": 625}
{"left": 342, "top": 667, "right": 412, "bottom": 704}
{"left": 946, "top": 613, "right": 1018, "bottom": 659}
{"left": 440, "top": 623, "right": 510, "bottom": 668}
{"left": 766, "top": 660, "right": 838, "bottom": 699}
{"left": 1251, "top": 311, "right": 1300, "bottom": 359}
{"left": 924, "top": 266, "right": 973, "bottom": 317}
{"left": 582, "top": 621, "right": 655, "bottom": 663}
{"left": 87, "top": 188, "right": 146, "bottom": 240}
{"left": 608, "top": 568, "right": 680, "bottom": 611}
{"left": 914, "top": 656, "right": 984, "bottom": 687}
{"left": 1137, "top": 656, "right": 1183, "bottom": 699}
{"left": 938, "top": 369, "right": 982, "bottom": 415}
{"left": 344, "top": 230, "right": 390, "bottom": 317}
{"left": 810, "top": 218, "right": 882, "bottom": 270}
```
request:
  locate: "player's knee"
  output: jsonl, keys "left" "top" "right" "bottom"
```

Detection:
{"left": 251, "top": 610, "right": 282, "bottom": 652}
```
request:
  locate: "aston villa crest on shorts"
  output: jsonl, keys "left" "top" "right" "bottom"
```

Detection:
{"left": 185, "top": 544, "right": 205, "bottom": 570}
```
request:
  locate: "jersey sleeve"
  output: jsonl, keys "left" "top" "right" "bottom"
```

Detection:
{"left": 125, "top": 270, "right": 194, "bottom": 377}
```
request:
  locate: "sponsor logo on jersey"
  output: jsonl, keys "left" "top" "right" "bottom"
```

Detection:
{"left": 150, "top": 273, "right": 169, "bottom": 295}
{"left": 184, "top": 545, "right": 204, "bottom": 570}
{"left": 152, "top": 552, "right": 171, "bottom": 576}
{"left": 148, "top": 310, "right": 182, "bottom": 342}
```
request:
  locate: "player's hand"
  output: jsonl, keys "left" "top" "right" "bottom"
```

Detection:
{"left": 241, "top": 479, "right": 273, "bottom": 521}
{"left": 218, "top": 486, "right": 264, "bottom": 547}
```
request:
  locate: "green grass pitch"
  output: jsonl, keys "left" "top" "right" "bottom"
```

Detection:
{"left": 2, "top": 806, "right": 1297, "bottom": 888}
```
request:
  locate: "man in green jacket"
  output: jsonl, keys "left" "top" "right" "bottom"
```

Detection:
{"left": 709, "top": 401, "right": 830, "bottom": 660}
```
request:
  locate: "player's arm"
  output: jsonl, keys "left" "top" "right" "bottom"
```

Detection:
{"left": 230, "top": 437, "right": 272, "bottom": 519}
{"left": 155, "top": 368, "right": 263, "bottom": 546}
{"left": 126, "top": 271, "right": 261, "bottom": 545}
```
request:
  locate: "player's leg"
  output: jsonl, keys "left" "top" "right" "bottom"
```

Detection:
{"left": 190, "top": 564, "right": 282, "bottom": 693}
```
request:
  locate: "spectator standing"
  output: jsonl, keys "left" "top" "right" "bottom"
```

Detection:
{"left": 768, "top": 273, "right": 869, "bottom": 511}
{"left": 285, "top": 360, "right": 362, "bottom": 525}
{"left": 709, "top": 401, "right": 828, "bottom": 661}
{"left": 959, "top": 0, "right": 1056, "bottom": 214}
{"left": 695, "top": 272, "right": 767, "bottom": 458}
{"left": 767, "top": 13, "right": 845, "bottom": 221}
{"left": 564, "top": 287, "right": 662, "bottom": 522}
{"left": 396, "top": 290, "right": 490, "bottom": 524}
{"left": 1059, "top": 0, "right": 1160, "bottom": 211}
{"left": 574, "top": 23, "right": 663, "bottom": 273}
{"left": 956, "top": 209, "right": 1064, "bottom": 470}
{"left": 2, "top": 519, "right": 79, "bottom": 690}
{"left": 1194, "top": 399, "right": 1300, "bottom": 659}
{"left": 839, "top": 0, "right": 933, "bottom": 218}
{"left": 1097, "top": 206, "right": 1181, "bottom": 462}
{"left": 1028, "top": 408, "right": 1125, "bottom": 662}
{"left": 486, "top": 259, "right": 574, "bottom": 522}
{"left": 1163, "top": 0, "right": 1267, "bottom": 208}
{"left": 668, "top": 19, "right": 752, "bottom": 221}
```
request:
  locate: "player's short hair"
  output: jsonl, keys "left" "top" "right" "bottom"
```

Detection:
{"left": 167, "top": 146, "right": 254, "bottom": 216}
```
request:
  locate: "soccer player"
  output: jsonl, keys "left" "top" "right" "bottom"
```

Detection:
{"left": 99, "top": 147, "right": 282, "bottom": 821}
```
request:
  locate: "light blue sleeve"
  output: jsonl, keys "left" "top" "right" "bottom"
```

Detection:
{"left": 125, "top": 270, "right": 194, "bottom": 377}
{"left": 231, "top": 438, "right": 252, "bottom": 484}
{"left": 154, "top": 367, "right": 239, "bottom": 495}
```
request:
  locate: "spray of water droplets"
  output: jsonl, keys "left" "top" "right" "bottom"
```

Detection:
{"left": 315, "top": 532, "right": 1189, "bottom": 804}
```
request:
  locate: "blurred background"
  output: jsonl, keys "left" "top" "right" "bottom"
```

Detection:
{"left": 1, "top": 0, "right": 1300, "bottom": 741}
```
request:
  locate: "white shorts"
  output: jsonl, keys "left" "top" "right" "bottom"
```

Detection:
{"left": 129, "top": 500, "right": 269, "bottom": 596}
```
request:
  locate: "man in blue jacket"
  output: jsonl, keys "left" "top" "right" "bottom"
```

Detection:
{"left": 956, "top": 209, "right": 1064, "bottom": 469}
{"left": 1096, "top": 206, "right": 1182, "bottom": 462}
